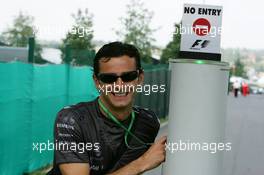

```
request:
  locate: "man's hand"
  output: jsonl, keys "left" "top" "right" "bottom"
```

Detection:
{"left": 137, "top": 136, "right": 167, "bottom": 172}
{"left": 108, "top": 135, "right": 167, "bottom": 175}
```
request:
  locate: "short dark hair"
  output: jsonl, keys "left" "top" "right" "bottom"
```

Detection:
{"left": 93, "top": 41, "right": 142, "bottom": 75}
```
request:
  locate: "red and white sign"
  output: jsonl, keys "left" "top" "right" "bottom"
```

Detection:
{"left": 179, "top": 4, "right": 223, "bottom": 59}
{"left": 192, "top": 18, "right": 211, "bottom": 36}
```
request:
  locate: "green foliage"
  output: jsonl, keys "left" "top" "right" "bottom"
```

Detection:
{"left": 232, "top": 56, "right": 247, "bottom": 78}
{"left": 231, "top": 50, "right": 247, "bottom": 78}
{"left": 1, "top": 12, "right": 35, "bottom": 47}
{"left": 1, "top": 12, "right": 47, "bottom": 64}
{"left": 34, "top": 43, "right": 47, "bottom": 64}
{"left": 160, "top": 23, "right": 181, "bottom": 64}
{"left": 117, "top": 0, "right": 155, "bottom": 63}
{"left": 61, "top": 9, "right": 94, "bottom": 66}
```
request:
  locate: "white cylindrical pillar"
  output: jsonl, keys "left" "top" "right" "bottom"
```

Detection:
{"left": 163, "top": 59, "right": 229, "bottom": 175}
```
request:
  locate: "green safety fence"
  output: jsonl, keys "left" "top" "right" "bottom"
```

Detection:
{"left": 136, "top": 64, "right": 170, "bottom": 118}
{"left": 0, "top": 61, "right": 99, "bottom": 175}
{"left": 0, "top": 61, "right": 170, "bottom": 175}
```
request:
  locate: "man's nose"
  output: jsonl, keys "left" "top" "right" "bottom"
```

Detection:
{"left": 115, "top": 77, "right": 123, "bottom": 86}
{"left": 113, "top": 77, "right": 123, "bottom": 92}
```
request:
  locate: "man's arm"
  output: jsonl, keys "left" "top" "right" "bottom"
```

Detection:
{"left": 54, "top": 108, "right": 91, "bottom": 175}
{"left": 59, "top": 136, "right": 166, "bottom": 175}
{"left": 108, "top": 136, "right": 166, "bottom": 175}
{"left": 59, "top": 163, "right": 90, "bottom": 175}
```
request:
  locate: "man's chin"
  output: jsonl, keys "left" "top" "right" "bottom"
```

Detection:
{"left": 108, "top": 99, "right": 131, "bottom": 108}
{"left": 107, "top": 98, "right": 131, "bottom": 109}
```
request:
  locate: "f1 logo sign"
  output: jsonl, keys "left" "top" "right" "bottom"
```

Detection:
{"left": 191, "top": 39, "right": 210, "bottom": 49}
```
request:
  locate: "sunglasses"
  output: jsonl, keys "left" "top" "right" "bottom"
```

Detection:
{"left": 97, "top": 70, "right": 139, "bottom": 84}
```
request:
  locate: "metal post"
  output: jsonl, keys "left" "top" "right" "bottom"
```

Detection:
{"left": 64, "top": 44, "right": 72, "bottom": 64}
{"left": 28, "top": 37, "right": 35, "bottom": 63}
{"left": 163, "top": 59, "right": 230, "bottom": 175}
{"left": 64, "top": 44, "right": 71, "bottom": 105}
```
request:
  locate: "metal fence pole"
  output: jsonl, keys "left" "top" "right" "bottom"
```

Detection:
{"left": 65, "top": 44, "right": 72, "bottom": 64}
{"left": 28, "top": 37, "right": 35, "bottom": 63}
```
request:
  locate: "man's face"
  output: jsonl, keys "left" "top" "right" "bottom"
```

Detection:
{"left": 94, "top": 55, "right": 144, "bottom": 109}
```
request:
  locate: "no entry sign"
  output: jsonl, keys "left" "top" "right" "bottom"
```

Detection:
{"left": 192, "top": 18, "right": 211, "bottom": 36}
{"left": 179, "top": 4, "right": 223, "bottom": 61}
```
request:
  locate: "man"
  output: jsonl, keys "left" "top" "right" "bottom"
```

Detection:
{"left": 49, "top": 42, "right": 166, "bottom": 175}
{"left": 233, "top": 80, "right": 241, "bottom": 98}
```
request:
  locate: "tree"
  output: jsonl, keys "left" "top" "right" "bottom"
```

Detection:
{"left": 232, "top": 58, "right": 247, "bottom": 78}
{"left": 231, "top": 50, "right": 247, "bottom": 78}
{"left": 1, "top": 12, "right": 35, "bottom": 47}
{"left": 61, "top": 8, "right": 94, "bottom": 65}
{"left": 160, "top": 23, "right": 181, "bottom": 64}
{"left": 1, "top": 12, "right": 46, "bottom": 64}
{"left": 117, "top": 0, "right": 156, "bottom": 63}
{"left": 34, "top": 43, "right": 47, "bottom": 64}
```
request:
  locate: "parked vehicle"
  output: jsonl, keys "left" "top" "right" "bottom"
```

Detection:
{"left": 250, "top": 86, "right": 263, "bottom": 94}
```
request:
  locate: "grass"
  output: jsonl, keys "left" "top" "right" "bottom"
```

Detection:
{"left": 159, "top": 116, "right": 168, "bottom": 124}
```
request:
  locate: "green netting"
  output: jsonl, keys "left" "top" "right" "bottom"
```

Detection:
{"left": 135, "top": 66, "right": 170, "bottom": 118}
{"left": 0, "top": 61, "right": 170, "bottom": 175}
{"left": 0, "top": 61, "right": 99, "bottom": 175}
{"left": 66, "top": 48, "right": 95, "bottom": 66}
{"left": 141, "top": 62, "right": 169, "bottom": 71}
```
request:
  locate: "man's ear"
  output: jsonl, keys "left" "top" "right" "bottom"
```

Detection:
{"left": 93, "top": 74, "right": 105, "bottom": 94}
{"left": 93, "top": 74, "right": 100, "bottom": 88}
{"left": 138, "top": 70, "right": 144, "bottom": 85}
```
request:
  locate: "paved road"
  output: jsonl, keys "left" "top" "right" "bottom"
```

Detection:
{"left": 145, "top": 94, "right": 264, "bottom": 175}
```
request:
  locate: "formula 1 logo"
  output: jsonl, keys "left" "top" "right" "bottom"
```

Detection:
{"left": 190, "top": 39, "right": 210, "bottom": 50}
